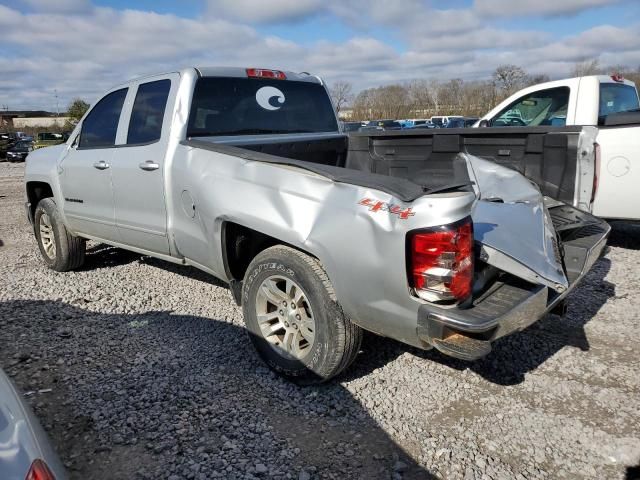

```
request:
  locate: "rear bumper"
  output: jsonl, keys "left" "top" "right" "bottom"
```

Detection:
{"left": 417, "top": 218, "right": 610, "bottom": 361}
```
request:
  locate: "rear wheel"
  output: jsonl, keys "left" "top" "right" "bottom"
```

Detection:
{"left": 34, "top": 198, "right": 85, "bottom": 272}
{"left": 242, "top": 245, "right": 362, "bottom": 384}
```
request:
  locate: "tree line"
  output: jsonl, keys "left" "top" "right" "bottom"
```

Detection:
{"left": 331, "top": 60, "right": 640, "bottom": 121}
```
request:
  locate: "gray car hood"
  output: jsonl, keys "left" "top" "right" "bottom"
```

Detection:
{"left": 463, "top": 154, "right": 568, "bottom": 292}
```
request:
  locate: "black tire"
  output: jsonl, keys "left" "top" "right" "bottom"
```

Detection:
{"left": 242, "top": 245, "right": 362, "bottom": 384}
{"left": 34, "top": 198, "right": 86, "bottom": 272}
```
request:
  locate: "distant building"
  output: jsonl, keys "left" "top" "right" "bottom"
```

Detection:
{"left": 0, "top": 110, "right": 70, "bottom": 129}
{"left": 337, "top": 108, "right": 353, "bottom": 120}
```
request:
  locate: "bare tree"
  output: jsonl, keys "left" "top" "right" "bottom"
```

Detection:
{"left": 493, "top": 65, "right": 527, "bottom": 95}
{"left": 571, "top": 59, "right": 602, "bottom": 77}
{"left": 347, "top": 61, "right": 639, "bottom": 122}
{"left": 329, "top": 81, "right": 353, "bottom": 114}
{"left": 525, "top": 73, "right": 551, "bottom": 86}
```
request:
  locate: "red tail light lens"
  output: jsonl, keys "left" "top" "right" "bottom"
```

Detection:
{"left": 246, "top": 68, "right": 286, "bottom": 80}
{"left": 408, "top": 218, "right": 474, "bottom": 303}
{"left": 25, "top": 459, "right": 56, "bottom": 480}
{"left": 591, "top": 142, "right": 600, "bottom": 204}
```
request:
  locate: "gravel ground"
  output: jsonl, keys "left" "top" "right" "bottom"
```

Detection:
{"left": 1, "top": 161, "right": 639, "bottom": 480}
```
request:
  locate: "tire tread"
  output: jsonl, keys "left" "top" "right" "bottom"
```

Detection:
{"left": 245, "top": 245, "right": 362, "bottom": 382}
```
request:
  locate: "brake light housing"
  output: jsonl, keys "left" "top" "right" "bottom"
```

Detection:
{"left": 246, "top": 68, "right": 286, "bottom": 80}
{"left": 408, "top": 218, "right": 474, "bottom": 303}
{"left": 610, "top": 74, "right": 624, "bottom": 83}
{"left": 25, "top": 459, "right": 56, "bottom": 480}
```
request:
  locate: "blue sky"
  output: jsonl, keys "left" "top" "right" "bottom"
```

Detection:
{"left": 0, "top": 0, "right": 639, "bottom": 110}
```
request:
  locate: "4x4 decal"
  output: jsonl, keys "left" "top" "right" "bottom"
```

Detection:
{"left": 358, "top": 198, "right": 415, "bottom": 220}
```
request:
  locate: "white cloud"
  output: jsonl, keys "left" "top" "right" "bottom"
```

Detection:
{"left": 18, "top": 0, "right": 92, "bottom": 14}
{"left": 474, "top": 0, "right": 622, "bottom": 17}
{"left": 205, "top": 0, "right": 323, "bottom": 24}
{"left": 0, "top": 2, "right": 638, "bottom": 111}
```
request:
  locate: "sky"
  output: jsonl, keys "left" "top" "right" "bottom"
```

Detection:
{"left": 0, "top": 0, "right": 639, "bottom": 111}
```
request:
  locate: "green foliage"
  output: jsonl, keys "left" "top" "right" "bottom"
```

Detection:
{"left": 66, "top": 98, "right": 90, "bottom": 122}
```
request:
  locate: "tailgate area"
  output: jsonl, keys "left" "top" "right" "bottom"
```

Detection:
{"left": 417, "top": 201, "right": 610, "bottom": 361}
{"left": 547, "top": 201, "right": 611, "bottom": 284}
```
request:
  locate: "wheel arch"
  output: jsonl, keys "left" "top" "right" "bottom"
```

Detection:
{"left": 221, "top": 221, "right": 327, "bottom": 305}
{"left": 26, "top": 181, "right": 54, "bottom": 221}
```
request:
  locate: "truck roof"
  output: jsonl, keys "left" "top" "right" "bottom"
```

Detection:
{"left": 521, "top": 74, "right": 636, "bottom": 91}
{"left": 106, "top": 67, "right": 323, "bottom": 94}
{"left": 195, "top": 67, "right": 322, "bottom": 84}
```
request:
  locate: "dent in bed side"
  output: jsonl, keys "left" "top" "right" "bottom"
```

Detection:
{"left": 168, "top": 143, "right": 476, "bottom": 348}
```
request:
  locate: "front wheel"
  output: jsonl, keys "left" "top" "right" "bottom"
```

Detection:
{"left": 34, "top": 198, "right": 86, "bottom": 272}
{"left": 242, "top": 245, "right": 362, "bottom": 384}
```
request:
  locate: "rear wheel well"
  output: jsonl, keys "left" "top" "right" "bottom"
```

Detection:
{"left": 26, "top": 181, "right": 54, "bottom": 217}
{"left": 223, "top": 222, "right": 281, "bottom": 281}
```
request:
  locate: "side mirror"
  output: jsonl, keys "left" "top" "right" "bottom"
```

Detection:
{"left": 478, "top": 119, "right": 491, "bottom": 128}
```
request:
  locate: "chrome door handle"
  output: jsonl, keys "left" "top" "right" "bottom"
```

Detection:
{"left": 93, "top": 161, "right": 110, "bottom": 170}
{"left": 139, "top": 160, "right": 159, "bottom": 171}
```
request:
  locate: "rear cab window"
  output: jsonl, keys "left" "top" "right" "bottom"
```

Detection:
{"left": 127, "top": 79, "right": 171, "bottom": 145}
{"left": 187, "top": 77, "right": 338, "bottom": 137}
{"left": 598, "top": 83, "right": 640, "bottom": 125}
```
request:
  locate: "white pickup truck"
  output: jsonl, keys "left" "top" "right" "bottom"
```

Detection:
{"left": 478, "top": 75, "right": 640, "bottom": 221}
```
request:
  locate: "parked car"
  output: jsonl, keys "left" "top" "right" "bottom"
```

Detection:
{"left": 430, "top": 115, "right": 462, "bottom": 127}
{"left": 34, "top": 133, "right": 65, "bottom": 150}
{"left": 463, "top": 117, "right": 479, "bottom": 127}
{"left": 400, "top": 119, "right": 431, "bottom": 128}
{"left": 407, "top": 123, "right": 437, "bottom": 129}
{"left": 0, "top": 368, "right": 67, "bottom": 480}
{"left": 1, "top": 132, "right": 17, "bottom": 159}
{"left": 6, "top": 140, "right": 33, "bottom": 162}
{"left": 374, "top": 119, "right": 403, "bottom": 130}
{"left": 24, "top": 67, "right": 608, "bottom": 383}
{"left": 445, "top": 117, "right": 480, "bottom": 128}
{"left": 477, "top": 74, "right": 640, "bottom": 221}
{"left": 358, "top": 125, "right": 384, "bottom": 132}
{"left": 341, "top": 121, "right": 363, "bottom": 133}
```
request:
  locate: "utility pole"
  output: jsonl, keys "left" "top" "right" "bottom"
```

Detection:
{"left": 54, "top": 89, "right": 59, "bottom": 117}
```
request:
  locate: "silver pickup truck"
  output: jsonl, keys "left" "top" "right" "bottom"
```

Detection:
{"left": 24, "top": 67, "right": 609, "bottom": 383}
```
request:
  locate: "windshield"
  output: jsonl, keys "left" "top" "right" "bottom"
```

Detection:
{"left": 431, "top": 117, "right": 444, "bottom": 127}
{"left": 598, "top": 83, "right": 640, "bottom": 125}
{"left": 187, "top": 77, "right": 338, "bottom": 137}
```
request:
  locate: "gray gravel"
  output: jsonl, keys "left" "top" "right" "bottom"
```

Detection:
{"left": 1, "top": 161, "right": 639, "bottom": 480}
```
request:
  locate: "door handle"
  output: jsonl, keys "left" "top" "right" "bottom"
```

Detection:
{"left": 139, "top": 160, "right": 159, "bottom": 171}
{"left": 93, "top": 161, "right": 110, "bottom": 170}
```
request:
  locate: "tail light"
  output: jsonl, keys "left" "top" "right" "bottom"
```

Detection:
{"left": 408, "top": 218, "right": 474, "bottom": 303}
{"left": 25, "top": 459, "right": 56, "bottom": 480}
{"left": 610, "top": 74, "right": 624, "bottom": 83}
{"left": 591, "top": 142, "right": 600, "bottom": 204}
{"left": 246, "top": 68, "right": 286, "bottom": 80}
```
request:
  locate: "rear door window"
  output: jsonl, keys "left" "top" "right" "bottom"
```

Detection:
{"left": 187, "top": 77, "right": 338, "bottom": 137}
{"left": 79, "top": 88, "right": 128, "bottom": 148}
{"left": 127, "top": 79, "right": 171, "bottom": 145}
{"left": 492, "top": 87, "right": 570, "bottom": 127}
{"left": 598, "top": 83, "right": 640, "bottom": 125}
